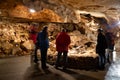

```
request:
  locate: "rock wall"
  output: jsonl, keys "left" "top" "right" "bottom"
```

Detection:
{"left": 0, "top": 19, "right": 98, "bottom": 58}
{"left": 0, "top": 22, "right": 30, "bottom": 56}
{"left": 0, "top": 0, "right": 78, "bottom": 23}
{"left": 0, "top": 18, "right": 106, "bottom": 69}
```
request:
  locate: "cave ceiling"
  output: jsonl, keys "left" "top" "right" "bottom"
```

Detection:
{"left": 0, "top": 0, "right": 120, "bottom": 23}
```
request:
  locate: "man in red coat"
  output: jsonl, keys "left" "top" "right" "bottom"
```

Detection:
{"left": 55, "top": 29, "right": 71, "bottom": 70}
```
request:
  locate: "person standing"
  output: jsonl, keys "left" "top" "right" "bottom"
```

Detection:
{"left": 96, "top": 28, "right": 108, "bottom": 70}
{"left": 36, "top": 26, "right": 49, "bottom": 69}
{"left": 29, "top": 23, "right": 39, "bottom": 63}
{"left": 55, "top": 29, "right": 71, "bottom": 70}
{"left": 105, "top": 31, "right": 115, "bottom": 63}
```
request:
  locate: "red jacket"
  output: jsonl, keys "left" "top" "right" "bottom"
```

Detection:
{"left": 56, "top": 32, "right": 71, "bottom": 52}
{"left": 29, "top": 26, "right": 38, "bottom": 44}
{"left": 29, "top": 33, "right": 37, "bottom": 44}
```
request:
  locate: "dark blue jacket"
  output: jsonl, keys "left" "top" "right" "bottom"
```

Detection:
{"left": 37, "top": 31, "right": 49, "bottom": 49}
{"left": 96, "top": 32, "right": 107, "bottom": 54}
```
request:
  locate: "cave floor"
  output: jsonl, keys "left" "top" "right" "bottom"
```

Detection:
{"left": 0, "top": 55, "right": 118, "bottom": 80}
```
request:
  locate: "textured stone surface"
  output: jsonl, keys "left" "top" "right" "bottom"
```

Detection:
{"left": 0, "top": 0, "right": 120, "bottom": 23}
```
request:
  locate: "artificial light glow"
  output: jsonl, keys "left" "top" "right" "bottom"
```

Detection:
{"left": 91, "top": 20, "right": 95, "bottom": 26}
{"left": 117, "top": 21, "right": 120, "bottom": 25}
{"left": 3, "top": 28, "right": 7, "bottom": 31}
{"left": 29, "top": 9, "right": 36, "bottom": 13}
{"left": 116, "top": 32, "right": 120, "bottom": 37}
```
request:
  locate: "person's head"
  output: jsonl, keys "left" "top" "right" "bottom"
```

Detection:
{"left": 31, "top": 23, "right": 39, "bottom": 30}
{"left": 31, "top": 23, "right": 39, "bottom": 27}
{"left": 42, "top": 26, "right": 48, "bottom": 32}
{"left": 97, "top": 28, "right": 103, "bottom": 33}
{"left": 61, "top": 28, "right": 66, "bottom": 32}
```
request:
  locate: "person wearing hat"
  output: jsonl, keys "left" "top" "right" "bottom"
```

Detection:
{"left": 36, "top": 26, "right": 49, "bottom": 69}
{"left": 96, "top": 28, "right": 108, "bottom": 70}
